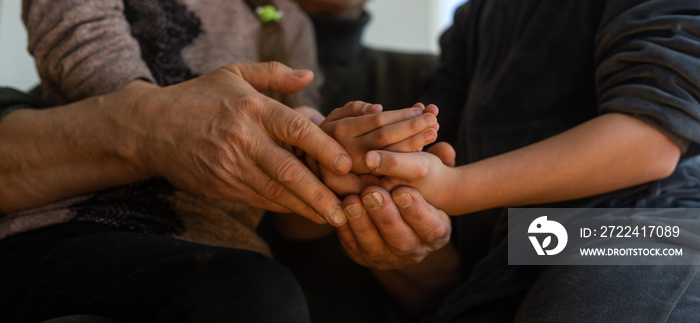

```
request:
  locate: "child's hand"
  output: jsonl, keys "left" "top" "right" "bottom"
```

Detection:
{"left": 364, "top": 142, "right": 459, "bottom": 213}
{"left": 320, "top": 101, "right": 439, "bottom": 175}
{"left": 315, "top": 101, "right": 440, "bottom": 195}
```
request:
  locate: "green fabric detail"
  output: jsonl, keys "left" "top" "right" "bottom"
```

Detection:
{"left": 257, "top": 5, "right": 282, "bottom": 23}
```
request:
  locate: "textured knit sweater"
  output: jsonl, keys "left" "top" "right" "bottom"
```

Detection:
{"left": 1, "top": 0, "right": 323, "bottom": 255}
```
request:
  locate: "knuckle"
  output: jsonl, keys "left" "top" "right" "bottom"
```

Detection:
{"left": 274, "top": 157, "right": 306, "bottom": 187}
{"left": 348, "top": 101, "right": 364, "bottom": 114}
{"left": 372, "top": 211, "right": 398, "bottom": 227}
{"left": 410, "top": 116, "right": 425, "bottom": 132}
{"left": 260, "top": 175, "right": 288, "bottom": 201}
{"left": 329, "top": 122, "right": 348, "bottom": 140}
{"left": 306, "top": 188, "right": 328, "bottom": 211}
{"left": 266, "top": 60, "right": 285, "bottom": 72}
{"left": 237, "top": 93, "right": 265, "bottom": 109}
{"left": 391, "top": 239, "right": 417, "bottom": 256}
{"left": 350, "top": 223, "right": 374, "bottom": 237}
{"left": 340, "top": 238, "right": 361, "bottom": 254}
{"left": 373, "top": 129, "right": 390, "bottom": 145}
{"left": 370, "top": 113, "right": 387, "bottom": 128}
{"left": 365, "top": 246, "right": 391, "bottom": 260}
{"left": 415, "top": 157, "right": 431, "bottom": 178}
{"left": 282, "top": 115, "right": 313, "bottom": 144}
{"left": 422, "top": 224, "right": 449, "bottom": 243}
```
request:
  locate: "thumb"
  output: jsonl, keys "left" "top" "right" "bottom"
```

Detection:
{"left": 365, "top": 150, "right": 430, "bottom": 179}
{"left": 427, "top": 142, "right": 456, "bottom": 167}
{"left": 222, "top": 61, "right": 314, "bottom": 94}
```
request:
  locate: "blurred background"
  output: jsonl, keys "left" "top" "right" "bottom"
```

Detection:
{"left": 0, "top": 0, "right": 466, "bottom": 90}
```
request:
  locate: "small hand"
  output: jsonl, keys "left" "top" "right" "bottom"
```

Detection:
{"left": 321, "top": 101, "right": 438, "bottom": 175}
{"left": 364, "top": 142, "right": 457, "bottom": 213}
{"left": 317, "top": 102, "right": 439, "bottom": 195}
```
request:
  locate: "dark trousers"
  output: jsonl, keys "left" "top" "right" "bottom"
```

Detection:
{"left": 0, "top": 223, "right": 310, "bottom": 323}
{"left": 426, "top": 157, "right": 700, "bottom": 322}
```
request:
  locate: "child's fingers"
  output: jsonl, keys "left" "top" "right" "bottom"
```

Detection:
{"left": 319, "top": 164, "right": 364, "bottom": 196}
{"left": 411, "top": 102, "right": 438, "bottom": 116}
{"left": 329, "top": 107, "right": 426, "bottom": 138}
{"left": 361, "top": 113, "right": 438, "bottom": 149}
{"left": 365, "top": 150, "right": 433, "bottom": 179}
{"left": 325, "top": 101, "right": 383, "bottom": 122}
{"left": 427, "top": 142, "right": 456, "bottom": 166}
{"left": 383, "top": 128, "right": 438, "bottom": 152}
{"left": 424, "top": 104, "right": 439, "bottom": 116}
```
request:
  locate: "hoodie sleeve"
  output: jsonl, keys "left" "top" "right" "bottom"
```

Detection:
{"left": 596, "top": 0, "right": 700, "bottom": 155}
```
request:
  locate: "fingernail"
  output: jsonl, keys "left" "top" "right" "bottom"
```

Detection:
{"left": 365, "top": 151, "right": 380, "bottom": 170}
{"left": 327, "top": 205, "right": 347, "bottom": 225}
{"left": 362, "top": 192, "right": 384, "bottom": 210}
{"left": 344, "top": 203, "right": 364, "bottom": 219}
{"left": 291, "top": 69, "right": 310, "bottom": 77}
{"left": 412, "top": 108, "right": 423, "bottom": 117}
{"left": 333, "top": 155, "right": 352, "bottom": 173}
{"left": 394, "top": 193, "right": 413, "bottom": 209}
{"left": 423, "top": 113, "right": 436, "bottom": 125}
{"left": 364, "top": 104, "right": 382, "bottom": 114}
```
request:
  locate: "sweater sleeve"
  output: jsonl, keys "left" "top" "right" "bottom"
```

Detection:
{"left": 595, "top": 0, "right": 700, "bottom": 155}
{"left": 22, "top": 0, "right": 154, "bottom": 104}
{"left": 280, "top": 1, "right": 323, "bottom": 109}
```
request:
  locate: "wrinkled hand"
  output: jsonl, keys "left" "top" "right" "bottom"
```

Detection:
{"left": 336, "top": 186, "right": 451, "bottom": 270}
{"left": 131, "top": 62, "right": 352, "bottom": 226}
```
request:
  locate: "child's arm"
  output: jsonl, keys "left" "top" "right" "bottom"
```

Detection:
{"left": 368, "top": 113, "right": 681, "bottom": 215}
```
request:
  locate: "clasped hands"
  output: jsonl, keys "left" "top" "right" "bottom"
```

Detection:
{"left": 124, "top": 61, "right": 452, "bottom": 270}
{"left": 296, "top": 98, "right": 454, "bottom": 270}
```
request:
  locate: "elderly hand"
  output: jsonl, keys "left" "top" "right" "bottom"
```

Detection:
{"left": 130, "top": 62, "right": 353, "bottom": 226}
{"left": 337, "top": 185, "right": 460, "bottom": 317}
{"left": 336, "top": 186, "right": 451, "bottom": 270}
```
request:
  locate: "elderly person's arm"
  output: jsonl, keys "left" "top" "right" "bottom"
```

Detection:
{"left": 0, "top": 62, "right": 353, "bottom": 225}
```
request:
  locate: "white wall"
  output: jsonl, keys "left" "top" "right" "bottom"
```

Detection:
{"left": 0, "top": 0, "right": 467, "bottom": 90}
{"left": 0, "top": 0, "right": 39, "bottom": 90}
{"left": 364, "top": 0, "right": 466, "bottom": 54}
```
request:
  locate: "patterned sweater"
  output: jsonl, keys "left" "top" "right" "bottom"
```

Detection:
{"left": 1, "top": 0, "right": 323, "bottom": 255}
